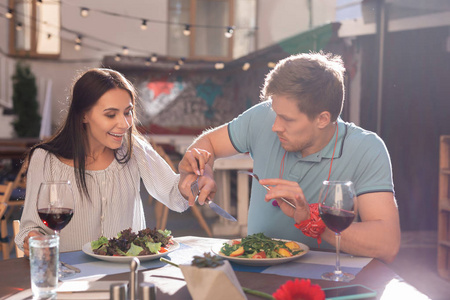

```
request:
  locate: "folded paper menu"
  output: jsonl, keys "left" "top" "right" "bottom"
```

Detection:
{"left": 180, "top": 260, "right": 247, "bottom": 300}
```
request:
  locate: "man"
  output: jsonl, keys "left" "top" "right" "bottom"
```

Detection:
{"left": 180, "top": 52, "right": 400, "bottom": 263}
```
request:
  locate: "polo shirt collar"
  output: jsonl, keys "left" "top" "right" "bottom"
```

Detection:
{"left": 295, "top": 118, "right": 346, "bottom": 162}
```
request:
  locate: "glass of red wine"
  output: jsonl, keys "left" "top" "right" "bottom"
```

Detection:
{"left": 36, "top": 181, "right": 75, "bottom": 278}
{"left": 318, "top": 180, "right": 357, "bottom": 282}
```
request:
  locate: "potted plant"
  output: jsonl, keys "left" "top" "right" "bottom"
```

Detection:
{"left": 11, "top": 61, "right": 41, "bottom": 137}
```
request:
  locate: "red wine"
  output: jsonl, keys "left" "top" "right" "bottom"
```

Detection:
{"left": 38, "top": 208, "right": 74, "bottom": 231}
{"left": 319, "top": 206, "right": 355, "bottom": 233}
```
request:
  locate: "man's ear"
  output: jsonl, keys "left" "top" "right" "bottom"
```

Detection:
{"left": 316, "top": 111, "right": 331, "bottom": 129}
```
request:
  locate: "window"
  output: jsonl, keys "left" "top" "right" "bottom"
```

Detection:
{"left": 168, "top": 0, "right": 257, "bottom": 61}
{"left": 8, "top": 0, "right": 60, "bottom": 58}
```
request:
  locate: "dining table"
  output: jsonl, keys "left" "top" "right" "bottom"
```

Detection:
{"left": 0, "top": 236, "right": 429, "bottom": 300}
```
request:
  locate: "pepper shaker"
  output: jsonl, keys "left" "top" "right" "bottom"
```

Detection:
{"left": 110, "top": 283, "right": 127, "bottom": 300}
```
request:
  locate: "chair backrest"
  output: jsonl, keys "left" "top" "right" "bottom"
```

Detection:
{"left": 0, "top": 182, "right": 14, "bottom": 205}
{"left": 12, "top": 161, "right": 28, "bottom": 190}
{"left": 12, "top": 220, "right": 24, "bottom": 258}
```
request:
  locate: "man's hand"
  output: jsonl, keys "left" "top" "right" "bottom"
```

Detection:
{"left": 178, "top": 148, "right": 212, "bottom": 176}
{"left": 259, "top": 178, "right": 310, "bottom": 223}
{"left": 23, "top": 230, "right": 43, "bottom": 257}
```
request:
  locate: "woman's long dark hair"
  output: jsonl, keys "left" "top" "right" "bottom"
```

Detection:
{"left": 27, "top": 68, "right": 140, "bottom": 199}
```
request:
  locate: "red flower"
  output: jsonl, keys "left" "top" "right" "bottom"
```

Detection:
{"left": 272, "top": 279, "right": 325, "bottom": 300}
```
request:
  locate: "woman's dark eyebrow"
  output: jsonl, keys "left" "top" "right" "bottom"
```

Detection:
{"left": 103, "top": 105, "right": 133, "bottom": 112}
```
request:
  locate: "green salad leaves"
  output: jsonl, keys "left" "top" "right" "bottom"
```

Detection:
{"left": 220, "top": 233, "right": 303, "bottom": 258}
{"left": 91, "top": 228, "right": 172, "bottom": 256}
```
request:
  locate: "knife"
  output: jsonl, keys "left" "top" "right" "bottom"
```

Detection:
{"left": 61, "top": 261, "right": 81, "bottom": 273}
{"left": 191, "top": 177, "right": 237, "bottom": 222}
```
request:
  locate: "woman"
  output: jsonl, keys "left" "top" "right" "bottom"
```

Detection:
{"left": 16, "top": 68, "right": 212, "bottom": 255}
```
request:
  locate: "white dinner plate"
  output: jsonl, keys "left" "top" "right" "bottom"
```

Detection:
{"left": 82, "top": 240, "right": 180, "bottom": 263}
{"left": 211, "top": 238, "right": 309, "bottom": 266}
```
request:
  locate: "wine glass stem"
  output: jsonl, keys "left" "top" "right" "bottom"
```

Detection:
{"left": 335, "top": 232, "right": 342, "bottom": 275}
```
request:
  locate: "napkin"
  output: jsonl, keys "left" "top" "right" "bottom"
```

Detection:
{"left": 180, "top": 260, "right": 247, "bottom": 300}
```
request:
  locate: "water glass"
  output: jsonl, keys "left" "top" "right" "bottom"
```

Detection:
{"left": 29, "top": 235, "right": 59, "bottom": 299}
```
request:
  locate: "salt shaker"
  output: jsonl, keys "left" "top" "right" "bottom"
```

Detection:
{"left": 140, "top": 282, "right": 157, "bottom": 300}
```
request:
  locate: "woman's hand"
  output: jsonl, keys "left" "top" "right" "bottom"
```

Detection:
{"left": 23, "top": 230, "right": 44, "bottom": 257}
{"left": 259, "top": 178, "right": 310, "bottom": 223}
{"left": 179, "top": 166, "right": 216, "bottom": 206}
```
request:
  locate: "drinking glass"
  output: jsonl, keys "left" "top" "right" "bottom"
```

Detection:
{"left": 318, "top": 180, "right": 357, "bottom": 282}
{"left": 36, "top": 181, "right": 75, "bottom": 278}
{"left": 29, "top": 235, "right": 59, "bottom": 299}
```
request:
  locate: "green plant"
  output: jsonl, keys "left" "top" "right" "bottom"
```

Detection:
{"left": 12, "top": 61, "right": 41, "bottom": 137}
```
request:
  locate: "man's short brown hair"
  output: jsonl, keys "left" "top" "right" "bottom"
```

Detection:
{"left": 262, "top": 51, "right": 345, "bottom": 121}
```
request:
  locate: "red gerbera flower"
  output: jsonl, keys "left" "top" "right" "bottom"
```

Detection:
{"left": 272, "top": 279, "right": 325, "bottom": 300}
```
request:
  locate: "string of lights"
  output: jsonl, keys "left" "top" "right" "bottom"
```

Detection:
{"left": 0, "top": 1, "right": 260, "bottom": 71}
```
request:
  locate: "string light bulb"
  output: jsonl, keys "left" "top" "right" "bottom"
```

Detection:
{"left": 75, "top": 34, "right": 82, "bottom": 43}
{"left": 151, "top": 54, "right": 158, "bottom": 62}
{"left": 215, "top": 62, "right": 224, "bottom": 70}
{"left": 242, "top": 62, "right": 250, "bottom": 71}
{"left": 224, "top": 26, "right": 234, "bottom": 38}
{"left": 5, "top": 9, "right": 13, "bottom": 19}
{"left": 145, "top": 58, "right": 151, "bottom": 66}
{"left": 16, "top": 22, "right": 23, "bottom": 31}
{"left": 267, "top": 62, "right": 276, "bottom": 68}
{"left": 122, "top": 46, "right": 129, "bottom": 56}
{"left": 37, "top": 0, "right": 43, "bottom": 6}
{"left": 183, "top": 24, "right": 191, "bottom": 36}
{"left": 74, "top": 42, "right": 81, "bottom": 51}
{"left": 114, "top": 54, "right": 121, "bottom": 62}
{"left": 178, "top": 57, "right": 185, "bottom": 65}
{"left": 141, "top": 19, "right": 147, "bottom": 30}
{"left": 80, "top": 7, "right": 89, "bottom": 17}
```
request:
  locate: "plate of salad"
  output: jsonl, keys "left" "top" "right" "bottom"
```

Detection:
{"left": 82, "top": 228, "right": 179, "bottom": 263}
{"left": 211, "top": 233, "right": 309, "bottom": 266}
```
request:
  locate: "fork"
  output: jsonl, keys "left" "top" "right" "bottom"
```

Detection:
{"left": 238, "top": 171, "right": 296, "bottom": 208}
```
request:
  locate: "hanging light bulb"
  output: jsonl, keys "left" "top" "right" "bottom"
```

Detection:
{"left": 151, "top": 54, "right": 158, "bottom": 62}
{"left": 114, "top": 54, "right": 121, "bottom": 62}
{"left": 242, "top": 62, "right": 250, "bottom": 71}
{"left": 267, "top": 62, "right": 276, "bottom": 68}
{"left": 37, "top": 0, "right": 43, "bottom": 6}
{"left": 141, "top": 19, "right": 147, "bottom": 30}
{"left": 174, "top": 63, "right": 180, "bottom": 70}
{"left": 80, "top": 7, "right": 89, "bottom": 17}
{"left": 178, "top": 57, "right": 185, "bottom": 65}
{"left": 74, "top": 42, "right": 81, "bottom": 51}
{"left": 122, "top": 46, "right": 129, "bottom": 56}
{"left": 75, "top": 34, "right": 82, "bottom": 43}
{"left": 215, "top": 62, "right": 224, "bottom": 70}
{"left": 224, "top": 26, "right": 234, "bottom": 38}
{"left": 145, "top": 58, "right": 151, "bottom": 66}
{"left": 5, "top": 9, "right": 13, "bottom": 19}
{"left": 16, "top": 22, "right": 23, "bottom": 31}
{"left": 183, "top": 24, "right": 191, "bottom": 36}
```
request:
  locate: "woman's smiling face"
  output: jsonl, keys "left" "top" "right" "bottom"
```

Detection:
{"left": 83, "top": 88, "right": 134, "bottom": 151}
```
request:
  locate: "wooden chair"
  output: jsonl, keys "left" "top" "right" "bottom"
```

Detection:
{"left": 149, "top": 140, "right": 213, "bottom": 237}
{"left": 13, "top": 220, "right": 24, "bottom": 258}
{"left": 0, "top": 182, "right": 14, "bottom": 259}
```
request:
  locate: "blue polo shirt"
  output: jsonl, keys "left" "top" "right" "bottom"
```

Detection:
{"left": 228, "top": 101, "right": 394, "bottom": 248}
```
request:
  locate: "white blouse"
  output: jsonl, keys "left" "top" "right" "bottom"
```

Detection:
{"left": 15, "top": 136, "right": 190, "bottom": 252}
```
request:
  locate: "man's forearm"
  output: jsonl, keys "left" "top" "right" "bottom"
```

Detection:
{"left": 321, "top": 219, "right": 400, "bottom": 263}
